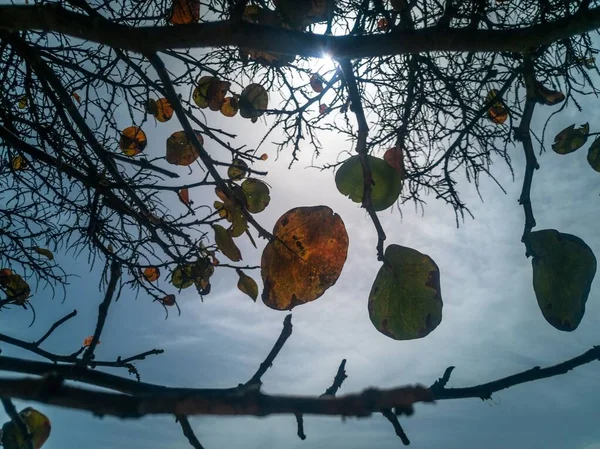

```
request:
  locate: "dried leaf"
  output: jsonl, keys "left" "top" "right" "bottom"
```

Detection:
{"left": 166, "top": 130, "right": 202, "bottom": 166}
{"left": 143, "top": 267, "right": 160, "bottom": 282}
{"left": 261, "top": 206, "right": 349, "bottom": 310}
{"left": 240, "top": 83, "right": 268, "bottom": 120}
{"left": 383, "top": 146, "right": 406, "bottom": 178}
{"left": 83, "top": 336, "right": 100, "bottom": 347}
{"left": 178, "top": 188, "right": 191, "bottom": 206}
{"left": 119, "top": 126, "right": 147, "bottom": 157}
{"left": 168, "top": 0, "right": 200, "bottom": 24}
{"left": 154, "top": 98, "right": 174, "bottom": 122}
{"left": 552, "top": 123, "right": 589, "bottom": 155}
{"left": 310, "top": 74, "right": 324, "bottom": 93}
{"left": 214, "top": 224, "right": 242, "bottom": 262}
{"left": 227, "top": 159, "right": 248, "bottom": 180}
{"left": 160, "top": 294, "right": 176, "bottom": 306}
{"left": 1, "top": 407, "right": 51, "bottom": 449}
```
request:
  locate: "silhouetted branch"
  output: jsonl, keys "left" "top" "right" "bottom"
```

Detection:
{"left": 381, "top": 408, "right": 410, "bottom": 445}
{"left": 176, "top": 415, "right": 205, "bottom": 449}
{"left": 0, "top": 377, "right": 432, "bottom": 418}
{"left": 34, "top": 309, "right": 77, "bottom": 346}
{"left": 82, "top": 260, "right": 121, "bottom": 364}
{"left": 321, "top": 359, "right": 348, "bottom": 397}
{"left": 246, "top": 314, "right": 293, "bottom": 386}
{"left": 2, "top": 5, "right": 600, "bottom": 57}
{"left": 431, "top": 345, "right": 600, "bottom": 400}
{"left": 339, "top": 59, "right": 387, "bottom": 261}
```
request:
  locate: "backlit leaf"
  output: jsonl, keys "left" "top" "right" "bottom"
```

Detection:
{"left": 237, "top": 270, "right": 258, "bottom": 301}
{"left": 1, "top": 407, "right": 51, "bottom": 449}
{"left": 228, "top": 159, "right": 248, "bottom": 180}
{"left": 368, "top": 244, "right": 442, "bottom": 340}
{"left": 377, "top": 18, "right": 389, "bottom": 30}
{"left": 587, "top": 136, "right": 600, "bottom": 172}
{"left": 485, "top": 89, "right": 508, "bottom": 124}
{"left": 220, "top": 96, "right": 239, "bottom": 117}
{"left": 17, "top": 96, "right": 28, "bottom": 109}
{"left": 310, "top": 74, "right": 324, "bottom": 93}
{"left": 143, "top": 267, "right": 160, "bottom": 282}
{"left": 71, "top": 91, "right": 81, "bottom": 104}
{"left": 383, "top": 146, "right": 406, "bottom": 178}
{"left": 178, "top": 188, "right": 191, "bottom": 206}
{"left": 166, "top": 130, "right": 202, "bottom": 166}
{"left": 33, "top": 247, "right": 54, "bottom": 260}
{"left": 335, "top": 155, "right": 403, "bottom": 211}
{"left": 168, "top": 0, "right": 200, "bottom": 24}
{"left": 261, "top": 206, "right": 349, "bottom": 310}
{"left": 171, "top": 259, "right": 214, "bottom": 291}
{"left": 214, "top": 224, "right": 242, "bottom": 262}
{"left": 240, "top": 84, "right": 268, "bottom": 120}
{"left": 552, "top": 123, "right": 589, "bottom": 155}
{"left": 0, "top": 272, "right": 30, "bottom": 305}
{"left": 241, "top": 178, "right": 270, "bottom": 213}
{"left": 528, "top": 229, "right": 596, "bottom": 331}
{"left": 260, "top": 153, "right": 269, "bottom": 161}
{"left": 119, "top": 126, "right": 147, "bottom": 157}
{"left": 154, "top": 98, "right": 174, "bottom": 122}
{"left": 11, "top": 155, "right": 28, "bottom": 170}
{"left": 192, "top": 76, "right": 218, "bottom": 109}
{"left": 83, "top": 336, "right": 100, "bottom": 347}
{"left": 319, "top": 103, "right": 328, "bottom": 114}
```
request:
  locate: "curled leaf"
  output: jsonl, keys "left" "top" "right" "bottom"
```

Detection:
{"left": 534, "top": 82, "right": 565, "bottom": 106}
{"left": 214, "top": 224, "right": 242, "bottom": 262}
{"left": 160, "top": 294, "right": 176, "bottom": 306}
{"left": 83, "top": 336, "right": 100, "bottom": 347}
{"left": 1, "top": 407, "right": 51, "bottom": 449}
{"left": 143, "top": 267, "right": 160, "bottom": 282}
{"left": 178, "top": 188, "right": 191, "bottom": 206}
{"left": 33, "top": 247, "right": 54, "bottom": 260}
{"left": 237, "top": 270, "right": 258, "bottom": 301}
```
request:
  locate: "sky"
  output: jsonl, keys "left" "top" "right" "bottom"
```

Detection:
{"left": 2, "top": 51, "right": 600, "bottom": 449}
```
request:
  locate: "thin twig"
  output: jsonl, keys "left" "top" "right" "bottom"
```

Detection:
{"left": 34, "top": 309, "right": 77, "bottom": 346}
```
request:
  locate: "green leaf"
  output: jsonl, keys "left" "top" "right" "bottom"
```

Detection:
{"left": 33, "top": 247, "right": 54, "bottom": 260}
{"left": 214, "top": 224, "right": 242, "bottom": 261}
{"left": 587, "top": 136, "right": 600, "bottom": 172}
{"left": 237, "top": 270, "right": 258, "bottom": 301}
{"left": 1, "top": 407, "right": 51, "bottom": 449}
{"left": 552, "top": 123, "right": 589, "bottom": 155}
{"left": 171, "top": 259, "right": 214, "bottom": 290}
{"left": 368, "top": 244, "right": 442, "bottom": 340}
{"left": 241, "top": 178, "right": 271, "bottom": 213}
{"left": 335, "top": 155, "right": 403, "bottom": 211}
{"left": 528, "top": 229, "right": 596, "bottom": 331}
{"left": 228, "top": 159, "right": 248, "bottom": 180}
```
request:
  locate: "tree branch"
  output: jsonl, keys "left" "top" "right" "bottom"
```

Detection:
{"left": 1, "top": 5, "right": 600, "bottom": 58}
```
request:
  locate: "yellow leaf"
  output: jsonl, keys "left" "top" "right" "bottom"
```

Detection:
{"left": 119, "top": 126, "right": 147, "bottom": 156}
{"left": 143, "top": 267, "right": 160, "bottom": 282}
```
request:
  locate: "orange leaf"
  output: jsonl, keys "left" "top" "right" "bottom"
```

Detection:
{"left": 83, "top": 336, "right": 100, "bottom": 347}
{"left": 261, "top": 206, "right": 349, "bottom": 310}
{"left": 534, "top": 82, "right": 565, "bottom": 106}
{"left": 260, "top": 153, "right": 269, "bottom": 161}
{"left": 220, "top": 96, "right": 239, "bottom": 117}
{"left": 166, "top": 130, "right": 203, "bottom": 166}
{"left": 487, "top": 105, "right": 508, "bottom": 124}
{"left": 154, "top": 98, "right": 174, "bottom": 122}
{"left": 383, "top": 146, "right": 406, "bottom": 178}
{"left": 178, "top": 188, "right": 191, "bottom": 206}
{"left": 377, "top": 18, "right": 389, "bottom": 30}
{"left": 119, "top": 126, "right": 147, "bottom": 156}
{"left": 168, "top": 0, "right": 200, "bottom": 24}
{"left": 71, "top": 91, "right": 81, "bottom": 103}
{"left": 143, "top": 267, "right": 160, "bottom": 282}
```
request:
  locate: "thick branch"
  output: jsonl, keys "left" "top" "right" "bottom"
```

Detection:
{"left": 1, "top": 5, "right": 600, "bottom": 58}
{"left": 0, "top": 377, "right": 432, "bottom": 418}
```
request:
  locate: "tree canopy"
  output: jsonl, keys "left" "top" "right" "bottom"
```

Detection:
{"left": 0, "top": 0, "right": 600, "bottom": 448}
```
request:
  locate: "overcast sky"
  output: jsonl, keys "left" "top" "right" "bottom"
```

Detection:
{"left": 1, "top": 55, "right": 600, "bottom": 449}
